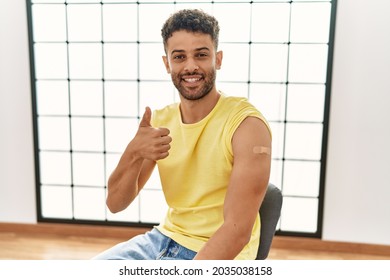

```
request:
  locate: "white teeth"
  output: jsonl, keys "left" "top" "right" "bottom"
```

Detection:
{"left": 184, "top": 78, "right": 200, "bottom": 83}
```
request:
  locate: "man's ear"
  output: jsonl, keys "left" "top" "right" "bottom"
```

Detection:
{"left": 162, "top": 55, "right": 171, "bottom": 74}
{"left": 216, "top": 50, "right": 223, "bottom": 70}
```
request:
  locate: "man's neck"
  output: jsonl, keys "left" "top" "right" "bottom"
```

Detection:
{"left": 179, "top": 89, "right": 221, "bottom": 124}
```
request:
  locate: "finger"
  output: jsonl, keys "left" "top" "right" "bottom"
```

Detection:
{"left": 160, "top": 151, "right": 170, "bottom": 159}
{"left": 139, "top": 107, "right": 152, "bottom": 127}
{"left": 153, "top": 141, "right": 171, "bottom": 152}
{"left": 157, "top": 127, "right": 170, "bottom": 136}
{"left": 156, "top": 151, "right": 170, "bottom": 160}
{"left": 159, "top": 135, "right": 172, "bottom": 145}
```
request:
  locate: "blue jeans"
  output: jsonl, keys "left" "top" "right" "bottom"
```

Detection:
{"left": 92, "top": 228, "right": 196, "bottom": 260}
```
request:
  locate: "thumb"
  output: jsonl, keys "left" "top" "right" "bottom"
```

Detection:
{"left": 139, "top": 106, "right": 152, "bottom": 127}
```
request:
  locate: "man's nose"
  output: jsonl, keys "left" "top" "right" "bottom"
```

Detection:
{"left": 184, "top": 58, "right": 199, "bottom": 73}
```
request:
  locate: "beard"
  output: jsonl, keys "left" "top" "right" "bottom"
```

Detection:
{"left": 171, "top": 69, "right": 216, "bottom": 101}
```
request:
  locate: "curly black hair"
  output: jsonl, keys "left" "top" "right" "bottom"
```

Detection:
{"left": 161, "top": 9, "right": 220, "bottom": 52}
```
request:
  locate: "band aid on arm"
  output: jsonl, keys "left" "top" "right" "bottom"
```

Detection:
{"left": 253, "top": 146, "right": 271, "bottom": 155}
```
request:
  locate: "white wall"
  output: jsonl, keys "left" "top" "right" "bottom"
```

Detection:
{"left": 323, "top": 0, "right": 390, "bottom": 245}
{"left": 1, "top": 0, "right": 389, "bottom": 246}
{"left": 0, "top": 0, "right": 36, "bottom": 223}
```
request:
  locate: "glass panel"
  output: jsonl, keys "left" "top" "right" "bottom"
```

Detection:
{"left": 175, "top": 2, "right": 213, "bottom": 14}
{"left": 283, "top": 160, "right": 321, "bottom": 197}
{"left": 41, "top": 185, "right": 73, "bottom": 219}
{"left": 102, "top": 4, "right": 138, "bottom": 42}
{"left": 249, "top": 83, "right": 286, "bottom": 122}
{"left": 72, "top": 153, "right": 105, "bottom": 187}
{"left": 32, "top": 4, "right": 66, "bottom": 42}
{"left": 288, "top": 44, "right": 328, "bottom": 83}
{"left": 71, "top": 117, "right": 104, "bottom": 151}
{"left": 68, "top": 43, "right": 102, "bottom": 79}
{"left": 105, "top": 153, "right": 121, "bottom": 181}
{"left": 214, "top": 0, "right": 290, "bottom": 2}
{"left": 281, "top": 197, "right": 318, "bottom": 233}
{"left": 103, "top": 43, "right": 138, "bottom": 80}
{"left": 34, "top": 43, "right": 68, "bottom": 79}
{"left": 67, "top": 0, "right": 102, "bottom": 3}
{"left": 139, "top": 82, "right": 175, "bottom": 111}
{"left": 268, "top": 121, "right": 285, "bottom": 160}
{"left": 173, "top": 0, "right": 212, "bottom": 1}
{"left": 270, "top": 159, "right": 283, "bottom": 190}
{"left": 73, "top": 187, "right": 106, "bottom": 220}
{"left": 290, "top": 2, "right": 331, "bottom": 43}
{"left": 137, "top": 0, "right": 173, "bottom": 2}
{"left": 138, "top": 4, "right": 175, "bottom": 42}
{"left": 104, "top": 81, "right": 138, "bottom": 117}
{"left": 139, "top": 43, "right": 169, "bottom": 81}
{"left": 218, "top": 43, "right": 249, "bottom": 82}
{"left": 39, "top": 151, "right": 71, "bottom": 185}
{"left": 139, "top": 190, "right": 167, "bottom": 223}
{"left": 218, "top": 82, "right": 248, "bottom": 98}
{"left": 36, "top": 81, "right": 69, "bottom": 116}
{"left": 67, "top": 4, "right": 101, "bottom": 42}
{"left": 32, "top": 0, "right": 64, "bottom": 2}
{"left": 214, "top": 3, "right": 251, "bottom": 43}
{"left": 287, "top": 84, "right": 325, "bottom": 122}
{"left": 250, "top": 44, "right": 288, "bottom": 82}
{"left": 105, "top": 118, "right": 139, "bottom": 153}
{"left": 70, "top": 81, "right": 103, "bottom": 116}
{"left": 103, "top": 0, "right": 137, "bottom": 2}
{"left": 38, "top": 116, "right": 70, "bottom": 150}
{"left": 284, "top": 123, "right": 323, "bottom": 160}
{"left": 251, "top": 3, "right": 290, "bottom": 43}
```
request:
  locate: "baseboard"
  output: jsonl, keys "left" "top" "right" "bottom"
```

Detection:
{"left": 272, "top": 235, "right": 390, "bottom": 257}
{"left": 1, "top": 222, "right": 390, "bottom": 257}
{"left": 0, "top": 222, "right": 149, "bottom": 240}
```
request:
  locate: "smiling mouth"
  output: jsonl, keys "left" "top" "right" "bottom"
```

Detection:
{"left": 181, "top": 74, "right": 204, "bottom": 85}
{"left": 183, "top": 77, "right": 202, "bottom": 83}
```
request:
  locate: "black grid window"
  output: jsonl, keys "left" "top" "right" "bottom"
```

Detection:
{"left": 27, "top": 0, "right": 337, "bottom": 237}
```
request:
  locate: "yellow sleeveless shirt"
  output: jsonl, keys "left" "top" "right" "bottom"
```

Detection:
{"left": 151, "top": 94, "right": 269, "bottom": 260}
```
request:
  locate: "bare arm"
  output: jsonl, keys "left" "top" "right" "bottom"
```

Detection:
{"left": 194, "top": 116, "right": 271, "bottom": 259}
{"left": 106, "top": 107, "right": 172, "bottom": 213}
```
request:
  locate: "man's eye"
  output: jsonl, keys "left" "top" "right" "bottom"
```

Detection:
{"left": 197, "top": 53, "right": 208, "bottom": 57}
{"left": 174, "top": 55, "right": 185, "bottom": 60}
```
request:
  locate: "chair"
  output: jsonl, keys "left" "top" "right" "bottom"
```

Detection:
{"left": 256, "top": 183, "right": 283, "bottom": 260}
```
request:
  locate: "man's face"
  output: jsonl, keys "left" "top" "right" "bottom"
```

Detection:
{"left": 162, "top": 30, "right": 222, "bottom": 101}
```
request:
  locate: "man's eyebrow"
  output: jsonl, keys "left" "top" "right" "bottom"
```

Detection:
{"left": 195, "top": 47, "right": 210, "bottom": 52}
{"left": 170, "top": 47, "right": 210, "bottom": 56}
{"left": 171, "top": 49, "right": 185, "bottom": 56}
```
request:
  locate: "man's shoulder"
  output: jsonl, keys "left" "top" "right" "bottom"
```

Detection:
{"left": 219, "top": 94, "right": 258, "bottom": 113}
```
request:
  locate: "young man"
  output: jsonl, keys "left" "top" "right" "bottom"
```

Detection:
{"left": 94, "top": 9, "right": 271, "bottom": 260}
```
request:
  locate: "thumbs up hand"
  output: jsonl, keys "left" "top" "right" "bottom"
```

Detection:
{"left": 139, "top": 106, "right": 152, "bottom": 128}
{"left": 131, "top": 107, "right": 172, "bottom": 161}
